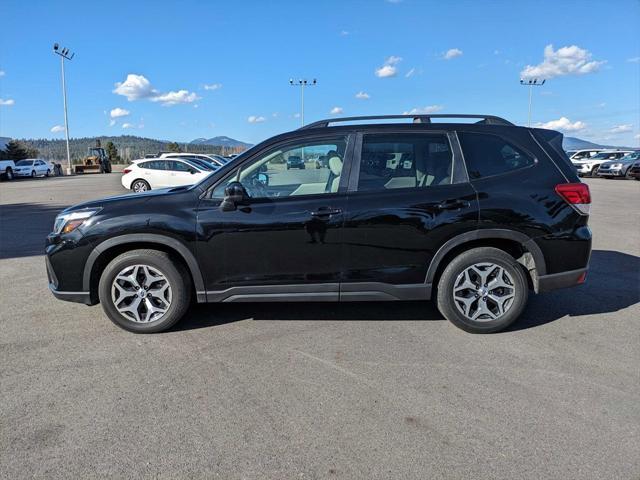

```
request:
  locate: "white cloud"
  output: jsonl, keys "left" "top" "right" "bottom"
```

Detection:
{"left": 113, "top": 73, "right": 199, "bottom": 106}
{"left": 355, "top": 91, "right": 370, "bottom": 99}
{"left": 535, "top": 117, "right": 586, "bottom": 132}
{"left": 0, "top": 70, "right": 5, "bottom": 77}
{"left": 627, "top": 57, "right": 640, "bottom": 63}
{"left": 403, "top": 105, "right": 443, "bottom": 115}
{"left": 330, "top": 106, "right": 343, "bottom": 115}
{"left": 405, "top": 67, "right": 416, "bottom": 78}
{"left": 340, "top": 30, "right": 350, "bottom": 36}
{"left": 520, "top": 45, "right": 605, "bottom": 80}
{"left": 375, "top": 65, "right": 397, "bottom": 78}
{"left": 444, "top": 48, "right": 463, "bottom": 60}
{"left": 610, "top": 124, "right": 633, "bottom": 134}
{"left": 493, "top": 50, "right": 501, "bottom": 55}
{"left": 375, "top": 56, "right": 402, "bottom": 78}
{"left": 110, "top": 107, "right": 130, "bottom": 119}
{"left": 248, "top": 115, "right": 265, "bottom": 123}
{"left": 122, "top": 123, "right": 134, "bottom": 129}
{"left": 151, "top": 90, "right": 200, "bottom": 106}
{"left": 293, "top": 113, "right": 301, "bottom": 119}
{"left": 50, "top": 125, "right": 65, "bottom": 133}
{"left": 0, "top": 98, "right": 15, "bottom": 106}
{"left": 635, "top": 134, "right": 640, "bottom": 140}
{"left": 113, "top": 74, "right": 156, "bottom": 101}
{"left": 203, "top": 83, "right": 222, "bottom": 90}
{"left": 109, "top": 119, "right": 116, "bottom": 127}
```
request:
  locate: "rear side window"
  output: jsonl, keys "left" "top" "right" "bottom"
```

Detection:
{"left": 356, "top": 133, "right": 454, "bottom": 192}
{"left": 458, "top": 132, "right": 534, "bottom": 179}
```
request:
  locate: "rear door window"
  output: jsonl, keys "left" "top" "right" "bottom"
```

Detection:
{"left": 458, "top": 132, "right": 535, "bottom": 179}
{"left": 355, "top": 133, "right": 454, "bottom": 192}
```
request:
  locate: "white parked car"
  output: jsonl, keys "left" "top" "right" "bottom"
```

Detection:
{"left": 13, "top": 159, "right": 54, "bottom": 178}
{"left": 572, "top": 150, "right": 635, "bottom": 177}
{"left": 0, "top": 159, "right": 16, "bottom": 180}
{"left": 565, "top": 149, "right": 603, "bottom": 161}
{"left": 121, "top": 158, "right": 214, "bottom": 192}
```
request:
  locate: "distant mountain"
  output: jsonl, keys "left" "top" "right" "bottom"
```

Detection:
{"left": 563, "top": 136, "right": 632, "bottom": 151}
{"left": 190, "top": 136, "right": 252, "bottom": 148}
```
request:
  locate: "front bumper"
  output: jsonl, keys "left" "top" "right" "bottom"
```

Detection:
{"left": 597, "top": 168, "right": 624, "bottom": 177}
{"left": 573, "top": 163, "right": 592, "bottom": 175}
{"left": 14, "top": 170, "right": 34, "bottom": 177}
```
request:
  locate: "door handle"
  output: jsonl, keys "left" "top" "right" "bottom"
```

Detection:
{"left": 436, "top": 200, "right": 470, "bottom": 211}
{"left": 310, "top": 207, "right": 342, "bottom": 217}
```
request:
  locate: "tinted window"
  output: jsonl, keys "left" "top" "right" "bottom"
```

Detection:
{"left": 211, "top": 137, "right": 347, "bottom": 199}
{"left": 167, "top": 160, "right": 193, "bottom": 172}
{"left": 459, "top": 132, "right": 534, "bottom": 179}
{"left": 356, "top": 133, "right": 453, "bottom": 192}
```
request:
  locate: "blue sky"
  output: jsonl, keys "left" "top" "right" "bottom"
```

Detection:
{"left": 0, "top": 0, "right": 638, "bottom": 146}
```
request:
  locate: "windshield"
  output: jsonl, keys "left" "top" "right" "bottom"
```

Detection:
{"left": 621, "top": 152, "right": 640, "bottom": 161}
{"left": 16, "top": 160, "right": 34, "bottom": 166}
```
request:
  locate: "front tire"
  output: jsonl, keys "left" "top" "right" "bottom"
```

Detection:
{"left": 591, "top": 165, "right": 600, "bottom": 177}
{"left": 131, "top": 179, "right": 150, "bottom": 192}
{"left": 98, "top": 249, "right": 192, "bottom": 333}
{"left": 31, "top": 170, "right": 36, "bottom": 178}
{"left": 46, "top": 169, "right": 51, "bottom": 177}
{"left": 436, "top": 247, "right": 529, "bottom": 333}
{"left": 4, "top": 167, "right": 13, "bottom": 180}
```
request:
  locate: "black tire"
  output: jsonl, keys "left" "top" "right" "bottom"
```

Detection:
{"left": 131, "top": 179, "right": 150, "bottom": 192}
{"left": 46, "top": 169, "right": 51, "bottom": 177}
{"left": 98, "top": 249, "right": 192, "bottom": 333}
{"left": 4, "top": 167, "right": 13, "bottom": 181}
{"left": 625, "top": 168, "right": 633, "bottom": 179}
{"left": 31, "top": 170, "right": 36, "bottom": 178}
{"left": 591, "top": 165, "right": 600, "bottom": 177}
{"left": 436, "top": 247, "right": 529, "bottom": 333}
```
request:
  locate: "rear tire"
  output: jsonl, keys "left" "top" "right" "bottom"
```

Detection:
{"left": 98, "top": 249, "right": 191, "bottom": 333}
{"left": 131, "top": 179, "right": 150, "bottom": 192}
{"left": 436, "top": 247, "right": 529, "bottom": 333}
{"left": 46, "top": 169, "right": 51, "bottom": 177}
{"left": 4, "top": 167, "right": 13, "bottom": 180}
{"left": 591, "top": 165, "right": 599, "bottom": 177}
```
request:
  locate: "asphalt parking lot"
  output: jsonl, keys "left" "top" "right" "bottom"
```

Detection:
{"left": 1, "top": 174, "right": 639, "bottom": 479}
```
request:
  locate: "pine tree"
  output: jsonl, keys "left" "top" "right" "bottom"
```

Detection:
{"left": 166, "top": 142, "right": 182, "bottom": 153}
{"left": 105, "top": 141, "right": 121, "bottom": 163}
{"left": 3, "top": 140, "right": 35, "bottom": 160}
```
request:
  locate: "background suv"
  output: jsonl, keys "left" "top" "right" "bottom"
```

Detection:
{"left": 47, "top": 114, "right": 592, "bottom": 334}
{"left": 573, "top": 150, "right": 634, "bottom": 177}
{"left": 597, "top": 151, "right": 640, "bottom": 179}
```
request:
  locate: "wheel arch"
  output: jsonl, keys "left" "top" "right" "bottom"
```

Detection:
{"left": 426, "top": 229, "right": 546, "bottom": 293}
{"left": 83, "top": 234, "right": 206, "bottom": 304}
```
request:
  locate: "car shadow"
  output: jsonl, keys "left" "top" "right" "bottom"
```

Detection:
{"left": 173, "top": 249, "right": 640, "bottom": 333}
{"left": 0, "top": 202, "right": 68, "bottom": 259}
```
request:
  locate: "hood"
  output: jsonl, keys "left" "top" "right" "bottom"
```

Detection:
{"left": 59, "top": 185, "right": 198, "bottom": 214}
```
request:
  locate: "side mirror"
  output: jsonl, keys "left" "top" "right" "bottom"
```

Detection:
{"left": 220, "top": 181, "right": 249, "bottom": 211}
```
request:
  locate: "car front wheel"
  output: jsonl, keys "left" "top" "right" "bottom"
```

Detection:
{"left": 98, "top": 249, "right": 191, "bottom": 333}
{"left": 436, "top": 247, "right": 529, "bottom": 333}
{"left": 4, "top": 167, "right": 13, "bottom": 180}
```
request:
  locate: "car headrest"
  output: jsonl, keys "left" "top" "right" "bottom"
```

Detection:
{"left": 329, "top": 156, "right": 343, "bottom": 176}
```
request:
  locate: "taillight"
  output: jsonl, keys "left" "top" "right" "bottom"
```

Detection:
{"left": 555, "top": 183, "right": 591, "bottom": 215}
{"left": 123, "top": 168, "right": 131, "bottom": 174}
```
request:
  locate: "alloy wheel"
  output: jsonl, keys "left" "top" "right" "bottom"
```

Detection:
{"left": 452, "top": 262, "right": 515, "bottom": 322}
{"left": 111, "top": 264, "right": 172, "bottom": 323}
{"left": 133, "top": 181, "right": 149, "bottom": 192}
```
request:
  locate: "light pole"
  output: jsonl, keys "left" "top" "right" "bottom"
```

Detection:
{"left": 53, "top": 43, "right": 74, "bottom": 175}
{"left": 520, "top": 78, "right": 545, "bottom": 127}
{"left": 289, "top": 78, "right": 317, "bottom": 127}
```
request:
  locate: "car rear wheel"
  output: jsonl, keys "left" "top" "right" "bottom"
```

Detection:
{"left": 436, "top": 247, "right": 529, "bottom": 333}
{"left": 98, "top": 249, "right": 191, "bottom": 333}
{"left": 131, "top": 179, "right": 150, "bottom": 192}
{"left": 4, "top": 167, "right": 13, "bottom": 180}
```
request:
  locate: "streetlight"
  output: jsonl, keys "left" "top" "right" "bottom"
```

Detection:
{"left": 53, "top": 43, "right": 74, "bottom": 175}
{"left": 520, "top": 78, "right": 546, "bottom": 127}
{"left": 289, "top": 78, "right": 317, "bottom": 126}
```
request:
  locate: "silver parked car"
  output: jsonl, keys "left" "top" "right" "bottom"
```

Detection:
{"left": 597, "top": 151, "right": 640, "bottom": 179}
{"left": 572, "top": 150, "right": 634, "bottom": 177}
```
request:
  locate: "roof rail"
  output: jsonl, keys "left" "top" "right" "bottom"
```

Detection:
{"left": 300, "top": 114, "right": 514, "bottom": 130}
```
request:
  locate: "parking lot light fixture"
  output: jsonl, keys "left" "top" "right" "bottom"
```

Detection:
{"left": 289, "top": 78, "right": 317, "bottom": 127}
{"left": 53, "top": 43, "right": 74, "bottom": 175}
{"left": 520, "top": 78, "right": 546, "bottom": 127}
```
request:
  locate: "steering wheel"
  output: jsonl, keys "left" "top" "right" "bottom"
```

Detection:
{"left": 247, "top": 175, "right": 269, "bottom": 198}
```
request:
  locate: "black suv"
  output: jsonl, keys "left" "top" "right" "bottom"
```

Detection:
{"left": 46, "top": 115, "right": 592, "bottom": 334}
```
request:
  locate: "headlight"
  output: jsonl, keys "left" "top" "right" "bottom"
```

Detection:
{"left": 609, "top": 163, "right": 622, "bottom": 169}
{"left": 53, "top": 208, "right": 101, "bottom": 234}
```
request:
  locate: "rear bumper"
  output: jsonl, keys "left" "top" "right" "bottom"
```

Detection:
{"left": 537, "top": 267, "right": 588, "bottom": 293}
